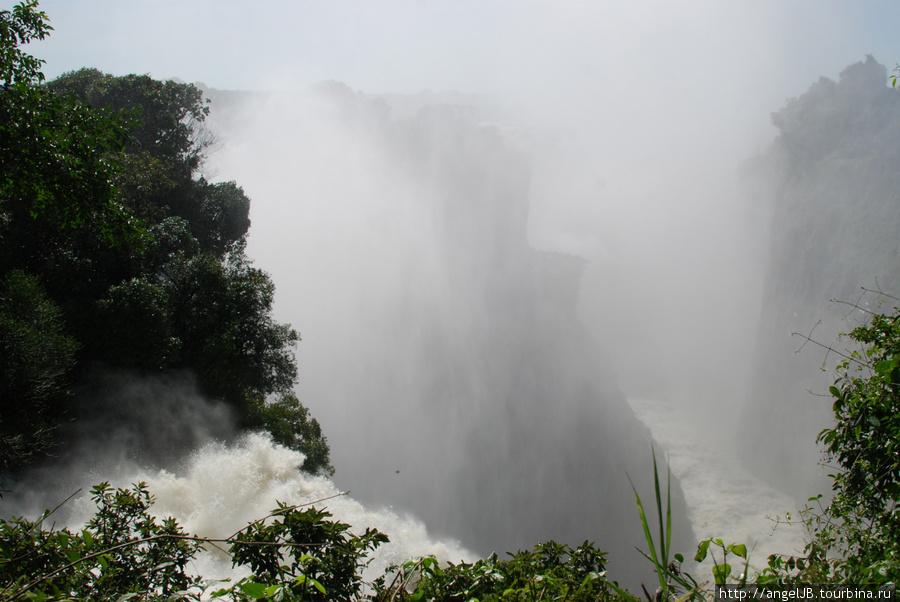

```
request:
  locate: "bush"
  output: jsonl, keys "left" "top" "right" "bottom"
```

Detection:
{"left": 0, "top": 483, "right": 389, "bottom": 601}
{"left": 758, "top": 296, "right": 900, "bottom": 585}
{"left": 0, "top": 483, "right": 200, "bottom": 600}
{"left": 372, "top": 541, "right": 613, "bottom": 601}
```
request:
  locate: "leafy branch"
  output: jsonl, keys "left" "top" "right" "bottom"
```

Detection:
{"left": 0, "top": 483, "right": 367, "bottom": 601}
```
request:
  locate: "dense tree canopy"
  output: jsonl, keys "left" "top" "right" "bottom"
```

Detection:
{"left": 0, "top": 1, "right": 331, "bottom": 476}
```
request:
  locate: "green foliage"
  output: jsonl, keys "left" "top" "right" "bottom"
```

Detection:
{"left": 1, "top": 0, "right": 144, "bottom": 475}
{"left": 752, "top": 300, "right": 900, "bottom": 586}
{"left": 618, "top": 448, "right": 702, "bottom": 601}
{"left": 0, "top": 459, "right": 726, "bottom": 601}
{"left": 0, "top": 0, "right": 51, "bottom": 86}
{"left": 47, "top": 68, "right": 211, "bottom": 174}
{"left": 0, "top": 36, "right": 141, "bottom": 258}
{"left": 822, "top": 310, "right": 900, "bottom": 521}
{"left": 165, "top": 253, "right": 300, "bottom": 410}
{"left": 807, "top": 303, "right": 899, "bottom": 583}
{"left": 0, "top": 1, "right": 329, "bottom": 475}
{"left": 44, "top": 69, "right": 302, "bottom": 434}
{"left": 94, "top": 277, "right": 176, "bottom": 370}
{"left": 84, "top": 483, "right": 201, "bottom": 598}
{"left": 0, "top": 484, "right": 390, "bottom": 602}
{"left": 0, "top": 483, "right": 201, "bottom": 601}
{"left": 225, "top": 504, "right": 388, "bottom": 602}
{"left": 693, "top": 538, "right": 748, "bottom": 587}
{"left": 372, "top": 541, "right": 613, "bottom": 602}
{"left": 0, "top": 270, "right": 77, "bottom": 474}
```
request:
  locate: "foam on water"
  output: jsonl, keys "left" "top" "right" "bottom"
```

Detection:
{"left": 62, "top": 432, "right": 474, "bottom": 584}
{"left": 627, "top": 398, "right": 808, "bottom": 579}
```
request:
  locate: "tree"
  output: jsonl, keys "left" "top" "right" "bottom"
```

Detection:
{"left": 0, "top": 0, "right": 50, "bottom": 86}
{"left": 1, "top": 1, "right": 140, "bottom": 475}
{"left": 0, "top": 1, "right": 330, "bottom": 475}
{"left": 0, "top": 27, "right": 141, "bottom": 270}
{"left": 0, "top": 271, "right": 77, "bottom": 475}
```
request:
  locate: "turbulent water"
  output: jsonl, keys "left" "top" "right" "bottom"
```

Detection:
{"left": 628, "top": 398, "right": 807, "bottom": 578}
{"left": 51, "top": 433, "right": 475, "bottom": 586}
{"left": 21, "top": 403, "right": 808, "bottom": 588}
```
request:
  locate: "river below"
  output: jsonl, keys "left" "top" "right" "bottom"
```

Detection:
{"left": 627, "top": 397, "right": 810, "bottom": 580}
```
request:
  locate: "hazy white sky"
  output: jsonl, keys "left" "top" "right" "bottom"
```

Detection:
{"left": 17, "top": 0, "right": 898, "bottom": 173}
{"left": 24, "top": 1, "right": 900, "bottom": 100}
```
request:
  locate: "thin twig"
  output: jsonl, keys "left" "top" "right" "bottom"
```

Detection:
{"left": 791, "top": 329, "right": 865, "bottom": 368}
{"left": 3, "top": 531, "right": 334, "bottom": 601}
{"left": 225, "top": 490, "right": 349, "bottom": 540}
{"left": 861, "top": 285, "right": 900, "bottom": 304}
{"left": 0, "top": 490, "right": 85, "bottom": 571}
{"left": 2, "top": 492, "right": 352, "bottom": 600}
{"left": 27, "top": 488, "right": 82, "bottom": 537}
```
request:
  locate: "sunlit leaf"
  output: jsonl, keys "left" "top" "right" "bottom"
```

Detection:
{"left": 238, "top": 581, "right": 267, "bottom": 599}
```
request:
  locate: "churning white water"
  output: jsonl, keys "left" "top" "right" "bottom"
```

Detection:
{"left": 61, "top": 433, "right": 474, "bottom": 586}
{"left": 627, "top": 397, "right": 808, "bottom": 579}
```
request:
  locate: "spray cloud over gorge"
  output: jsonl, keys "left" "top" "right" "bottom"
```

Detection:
{"left": 201, "top": 86, "right": 696, "bottom": 584}
{"left": 7, "top": 0, "right": 900, "bottom": 590}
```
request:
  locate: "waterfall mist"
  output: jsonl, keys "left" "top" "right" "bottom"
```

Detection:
{"left": 14, "top": 0, "right": 900, "bottom": 589}
{"left": 202, "top": 87, "right": 695, "bottom": 585}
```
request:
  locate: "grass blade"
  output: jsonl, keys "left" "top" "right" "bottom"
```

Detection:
{"left": 652, "top": 448, "right": 667, "bottom": 570}
{"left": 666, "top": 457, "right": 672, "bottom": 577}
{"left": 629, "top": 473, "right": 667, "bottom": 597}
{"left": 629, "top": 475, "right": 659, "bottom": 569}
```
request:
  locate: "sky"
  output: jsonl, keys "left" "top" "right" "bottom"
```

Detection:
{"left": 23, "top": 1, "right": 900, "bottom": 100}
{"left": 19, "top": 0, "right": 900, "bottom": 177}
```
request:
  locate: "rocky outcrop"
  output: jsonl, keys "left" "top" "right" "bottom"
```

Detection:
{"left": 740, "top": 57, "right": 900, "bottom": 499}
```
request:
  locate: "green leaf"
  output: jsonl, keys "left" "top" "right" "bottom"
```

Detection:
{"left": 695, "top": 539, "right": 710, "bottom": 563}
{"left": 82, "top": 529, "right": 94, "bottom": 549}
{"left": 729, "top": 543, "right": 747, "bottom": 559}
{"left": 238, "top": 581, "right": 268, "bottom": 599}
{"left": 310, "top": 578, "right": 327, "bottom": 595}
{"left": 712, "top": 563, "right": 731, "bottom": 586}
{"left": 630, "top": 478, "right": 660, "bottom": 569}
{"left": 874, "top": 357, "right": 899, "bottom": 374}
{"left": 607, "top": 579, "right": 642, "bottom": 602}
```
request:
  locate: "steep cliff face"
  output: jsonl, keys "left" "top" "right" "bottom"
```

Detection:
{"left": 207, "top": 86, "right": 693, "bottom": 585}
{"left": 740, "top": 57, "right": 900, "bottom": 498}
